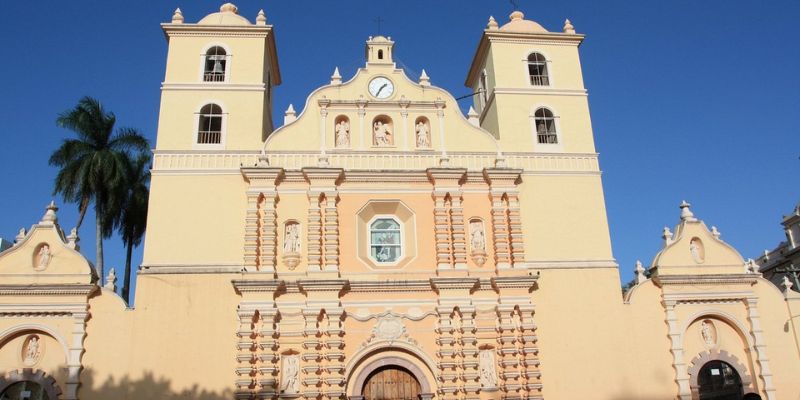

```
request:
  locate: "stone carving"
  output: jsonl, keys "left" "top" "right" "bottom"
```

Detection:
{"left": 34, "top": 244, "right": 51, "bottom": 270}
{"left": 700, "top": 320, "right": 716, "bottom": 347}
{"left": 104, "top": 268, "right": 117, "bottom": 291}
{"left": 359, "top": 313, "right": 419, "bottom": 349}
{"left": 281, "top": 355, "right": 300, "bottom": 394}
{"left": 479, "top": 349, "right": 498, "bottom": 388}
{"left": 415, "top": 120, "right": 430, "bottom": 148}
{"left": 690, "top": 237, "right": 705, "bottom": 264}
{"left": 23, "top": 335, "right": 41, "bottom": 366}
{"left": 634, "top": 260, "right": 646, "bottom": 284}
{"left": 282, "top": 221, "right": 301, "bottom": 270}
{"left": 470, "top": 219, "right": 487, "bottom": 266}
{"left": 783, "top": 275, "right": 794, "bottom": 292}
{"left": 335, "top": 119, "right": 350, "bottom": 148}
{"left": 373, "top": 120, "right": 393, "bottom": 146}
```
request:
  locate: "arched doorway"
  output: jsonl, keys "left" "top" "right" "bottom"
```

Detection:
{"left": 698, "top": 360, "right": 744, "bottom": 400}
{"left": 0, "top": 381, "right": 50, "bottom": 400}
{"left": 362, "top": 365, "right": 420, "bottom": 400}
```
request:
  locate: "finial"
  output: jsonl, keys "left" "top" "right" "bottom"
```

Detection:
{"left": 256, "top": 9, "right": 266, "bottom": 25}
{"left": 15, "top": 228, "right": 26, "bottom": 244}
{"left": 256, "top": 150, "right": 269, "bottom": 167}
{"left": 331, "top": 67, "right": 342, "bottom": 85}
{"left": 679, "top": 200, "right": 696, "bottom": 221}
{"left": 40, "top": 201, "right": 58, "bottom": 225}
{"left": 763, "top": 249, "right": 770, "bottom": 261}
{"left": 509, "top": 10, "right": 524, "bottom": 22}
{"left": 220, "top": 3, "right": 238, "bottom": 13}
{"left": 104, "top": 268, "right": 117, "bottom": 291}
{"left": 783, "top": 275, "right": 794, "bottom": 293}
{"left": 745, "top": 259, "right": 758, "bottom": 274}
{"left": 66, "top": 228, "right": 80, "bottom": 250}
{"left": 662, "top": 226, "right": 673, "bottom": 244}
{"left": 634, "top": 260, "right": 646, "bottom": 284}
{"left": 284, "top": 104, "right": 297, "bottom": 125}
{"left": 467, "top": 106, "right": 479, "bottom": 127}
{"left": 563, "top": 19, "right": 575, "bottom": 34}
{"left": 419, "top": 69, "right": 430, "bottom": 86}
{"left": 487, "top": 16, "right": 499, "bottom": 30}
{"left": 710, "top": 226, "right": 720, "bottom": 238}
{"left": 172, "top": 8, "right": 184, "bottom": 24}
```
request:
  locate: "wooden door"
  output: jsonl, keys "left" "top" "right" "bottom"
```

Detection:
{"left": 362, "top": 366, "right": 421, "bottom": 400}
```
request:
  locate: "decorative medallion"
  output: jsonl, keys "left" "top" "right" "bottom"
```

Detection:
{"left": 374, "top": 314, "right": 405, "bottom": 340}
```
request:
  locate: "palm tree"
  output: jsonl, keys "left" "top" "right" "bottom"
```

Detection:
{"left": 49, "top": 96, "right": 149, "bottom": 281}
{"left": 117, "top": 152, "right": 151, "bottom": 303}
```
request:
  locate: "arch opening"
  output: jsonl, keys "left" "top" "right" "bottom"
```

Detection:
{"left": 362, "top": 365, "right": 419, "bottom": 400}
{"left": 697, "top": 360, "right": 743, "bottom": 400}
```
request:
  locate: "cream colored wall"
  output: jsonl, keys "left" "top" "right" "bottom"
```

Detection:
{"left": 142, "top": 174, "right": 247, "bottom": 266}
{"left": 164, "top": 36, "right": 266, "bottom": 84}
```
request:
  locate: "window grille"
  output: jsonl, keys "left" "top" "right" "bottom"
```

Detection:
{"left": 534, "top": 108, "right": 558, "bottom": 144}
{"left": 527, "top": 53, "right": 549, "bottom": 86}
{"left": 198, "top": 104, "right": 223, "bottom": 144}
{"left": 370, "top": 218, "right": 401, "bottom": 263}
{"left": 204, "top": 46, "right": 227, "bottom": 82}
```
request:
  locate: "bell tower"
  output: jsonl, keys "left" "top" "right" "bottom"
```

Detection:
{"left": 156, "top": 3, "right": 281, "bottom": 151}
{"left": 466, "top": 11, "right": 593, "bottom": 155}
{"left": 365, "top": 35, "right": 395, "bottom": 66}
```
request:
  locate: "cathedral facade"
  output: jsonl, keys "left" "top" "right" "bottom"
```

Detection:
{"left": 1, "top": 4, "right": 798, "bottom": 400}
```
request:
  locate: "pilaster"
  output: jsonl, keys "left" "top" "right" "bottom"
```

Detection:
{"left": 428, "top": 169, "right": 467, "bottom": 271}
{"left": 744, "top": 297, "right": 776, "bottom": 400}
{"left": 241, "top": 167, "right": 284, "bottom": 273}
{"left": 483, "top": 169, "right": 523, "bottom": 269}
{"left": 303, "top": 168, "right": 343, "bottom": 275}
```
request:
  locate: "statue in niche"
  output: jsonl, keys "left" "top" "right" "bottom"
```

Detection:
{"left": 470, "top": 221, "right": 485, "bottom": 252}
{"left": 23, "top": 335, "right": 40, "bottom": 365}
{"left": 415, "top": 120, "right": 430, "bottom": 148}
{"left": 335, "top": 119, "right": 350, "bottom": 147}
{"left": 281, "top": 355, "right": 300, "bottom": 394}
{"left": 479, "top": 350, "right": 498, "bottom": 388}
{"left": 373, "top": 120, "right": 393, "bottom": 146}
{"left": 284, "top": 223, "right": 300, "bottom": 253}
{"left": 35, "top": 244, "right": 51, "bottom": 270}
{"left": 690, "top": 237, "right": 705, "bottom": 264}
{"left": 700, "top": 320, "right": 716, "bottom": 347}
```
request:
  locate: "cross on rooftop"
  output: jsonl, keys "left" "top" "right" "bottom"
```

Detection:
{"left": 374, "top": 17, "right": 385, "bottom": 34}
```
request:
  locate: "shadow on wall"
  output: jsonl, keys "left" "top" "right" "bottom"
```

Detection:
{"left": 77, "top": 368, "right": 234, "bottom": 400}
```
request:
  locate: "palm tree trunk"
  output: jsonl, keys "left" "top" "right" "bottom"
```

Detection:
{"left": 75, "top": 197, "right": 89, "bottom": 230}
{"left": 122, "top": 242, "right": 133, "bottom": 304}
{"left": 95, "top": 209, "right": 104, "bottom": 282}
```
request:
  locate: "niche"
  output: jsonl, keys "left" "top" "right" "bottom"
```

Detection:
{"left": 372, "top": 115, "right": 394, "bottom": 147}
{"left": 334, "top": 115, "right": 350, "bottom": 148}
{"left": 414, "top": 117, "right": 431, "bottom": 148}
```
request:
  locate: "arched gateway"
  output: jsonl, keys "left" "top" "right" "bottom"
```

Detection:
{"left": 349, "top": 356, "right": 435, "bottom": 400}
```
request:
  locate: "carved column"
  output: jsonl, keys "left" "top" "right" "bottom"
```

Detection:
{"left": 484, "top": 169, "right": 523, "bottom": 269}
{"left": 236, "top": 307, "right": 258, "bottom": 399}
{"left": 490, "top": 192, "right": 511, "bottom": 270}
{"left": 307, "top": 191, "right": 324, "bottom": 272}
{"left": 357, "top": 98, "right": 367, "bottom": 149}
{"left": 323, "top": 192, "right": 339, "bottom": 271}
{"left": 506, "top": 191, "right": 525, "bottom": 267}
{"left": 496, "top": 305, "right": 520, "bottom": 400}
{"left": 244, "top": 191, "right": 261, "bottom": 271}
{"left": 64, "top": 310, "right": 89, "bottom": 400}
{"left": 451, "top": 194, "right": 468, "bottom": 269}
{"left": 663, "top": 299, "right": 691, "bottom": 400}
{"left": 260, "top": 192, "right": 279, "bottom": 272}
{"left": 257, "top": 307, "right": 279, "bottom": 400}
{"left": 399, "top": 99, "right": 410, "bottom": 150}
{"left": 302, "top": 308, "right": 323, "bottom": 399}
{"left": 319, "top": 98, "right": 330, "bottom": 153}
{"left": 323, "top": 308, "right": 346, "bottom": 400}
{"left": 744, "top": 297, "right": 777, "bottom": 400}
{"left": 435, "top": 98, "right": 448, "bottom": 165}
{"left": 460, "top": 306, "right": 480, "bottom": 400}
{"left": 428, "top": 169, "right": 467, "bottom": 271}
{"left": 436, "top": 305, "right": 459, "bottom": 400}
{"left": 517, "top": 304, "right": 541, "bottom": 399}
{"left": 434, "top": 192, "right": 452, "bottom": 270}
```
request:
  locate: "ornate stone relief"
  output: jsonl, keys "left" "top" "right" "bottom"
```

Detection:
{"left": 699, "top": 319, "right": 717, "bottom": 348}
{"left": 22, "top": 334, "right": 42, "bottom": 366}
{"left": 358, "top": 312, "right": 421, "bottom": 349}
{"left": 335, "top": 117, "right": 350, "bottom": 148}
{"left": 689, "top": 237, "right": 705, "bottom": 264}
{"left": 469, "top": 218, "right": 487, "bottom": 266}
{"left": 372, "top": 116, "right": 394, "bottom": 146}
{"left": 280, "top": 354, "right": 300, "bottom": 394}
{"left": 282, "top": 221, "right": 302, "bottom": 270}
{"left": 349, "top": 309, "right": 437, "bottom": 322}
{"left": 415, "top": 119, "right": 431, "bottom": 148}
{"left": 33, "top": 244, "right": 51, "bottom": 271}
{"left": 479, "top": 349, "right": 498, "bottom": 389}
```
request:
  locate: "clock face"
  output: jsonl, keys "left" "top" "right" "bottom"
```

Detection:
{"left": 368, "top": 77, "right": 394, "bottom": 99}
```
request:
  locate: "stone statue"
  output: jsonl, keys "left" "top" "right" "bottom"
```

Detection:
{"left": 284, "top": 223, "right": 300, "bottom": 253}
{"left": 36, "top": 244, "right": 51, "bottom": 269}
{"left": 700, "top": 320, "right": 715, "bottom": 347}
{"left": 24, "top": 336, "right": 40, "bottom": 365}
{"left": 335, "top": 120, "right": 350, "bottom": 147}
{"left": 479, "top": 350, "right": 498, "bottom": 388}
{"left": 373, "top": 121, "right": 392, "bottom": 146}
{"left": 415, "top": 121, "right": 429, "bottom": 148}
{"left": 281, "top": 355, "right": 300, "bottom": 394}
{"left": 690, "top": 238, "right": 704, "bottom": 263}
{"left": 470, "top": 221, "right": 485, "bottom": 251}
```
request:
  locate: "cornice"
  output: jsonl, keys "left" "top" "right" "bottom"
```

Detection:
{"left": 161, "top": 23, "right": 272, "bottom": 37}
{"left": 492, "top": 274, "right": 539, "bottom": 290}
{"left": 430, "top": 277, "right": 480, "bottom": 291}
{"left": 297, "top": 279, "right": 348, "bottom": 292}
{"left": 0, "top": 284, "right": 97, "bottom": 296}
{"left": 653, "top": 274, "right": 758, "bottom": 287}
{"left": 347, "top": 280, "right": 432, "bottom": 292}
{"left": 232, "top": 279, "right": 283, "bottom": 293}
{"left": 161, "top": 82, "right": 266, "bottom": 92}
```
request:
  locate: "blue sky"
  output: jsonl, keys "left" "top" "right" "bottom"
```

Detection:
{"left": 1, "top": 1, "right": 798, "bottom": 300}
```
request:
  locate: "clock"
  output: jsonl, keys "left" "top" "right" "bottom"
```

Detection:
{"left": 368, "top": 77, "right": 394, "bottom": 99}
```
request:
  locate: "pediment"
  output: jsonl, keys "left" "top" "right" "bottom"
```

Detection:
{"left": 0, "top": 203, "right": 93, "bottom": 285}
{"left": 265, "top": 54, "right": 498, "bottom": 157}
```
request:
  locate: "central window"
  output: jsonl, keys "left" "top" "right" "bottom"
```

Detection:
{"left": 370, "top": 218, "right": 402, "bottom": 263}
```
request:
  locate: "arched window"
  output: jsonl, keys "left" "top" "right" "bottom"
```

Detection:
{"left": 197, "top": 104, "right": 223, "bottom": 144}
{"left": 378, "top": 49, "right": 384, "bottom": 60}
{"left": 370, "top": 218, "right": 401, "bottom": 263}
{"left": 203, "top": 46, "right": 227, "bottom": 82}
{"left": 527, "top": 53, "right": 549, "bottom": 86}
{"left": 534, "top": 108, "right": 557, "bottom": 144}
